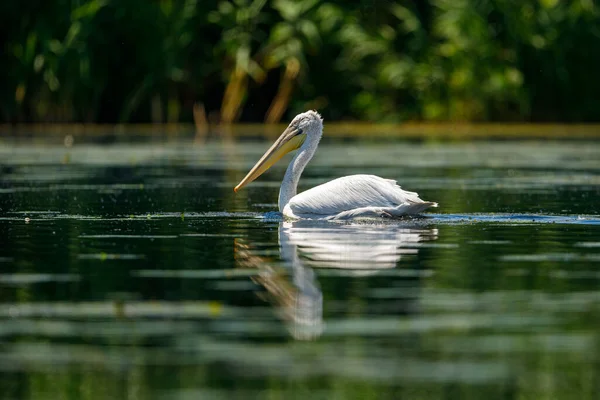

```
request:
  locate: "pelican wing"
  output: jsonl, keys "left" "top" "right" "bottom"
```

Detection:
{"left": 285, "top": 174, "right": 437, "bottom": 219}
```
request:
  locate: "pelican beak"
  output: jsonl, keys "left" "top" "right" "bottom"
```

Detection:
{"left": 234, "top": 126, "right": 306, "bottom": 192}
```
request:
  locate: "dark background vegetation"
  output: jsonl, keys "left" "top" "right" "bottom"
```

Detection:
{"left": 2, "top": 0, "right": 599, "bottom": 124}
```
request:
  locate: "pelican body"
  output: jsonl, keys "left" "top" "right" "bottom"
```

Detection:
{"left": 234, "top": 110, "right": 437, "bottom": 220}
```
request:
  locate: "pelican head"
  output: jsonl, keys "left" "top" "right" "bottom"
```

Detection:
{"left": 234, "top": 110, "right": 323, "bottom": 192}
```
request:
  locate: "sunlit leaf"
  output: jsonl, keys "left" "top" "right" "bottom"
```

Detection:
{"left": 71, "top": 0, "right": 107, "bottom": 20}
{"left": 48, "top": 40, "right": 63, "bottom": 54}
{"left": 390, "top": 4, "right": 421, "bottom": 33}
{"left": 248, "top": 0, "right": 267, "bottom": 18}
{"left": 33, "top": 55, "right": 45, "bottom": 73}
{"left": 43, "top": 70, "right": 60, "bottom": 91}
{"left": 273, "top": 0, "right": 300, "bottom": 21}
{"left": 298, "top": 20, "right": 320, "bottom": 48}
{"left": 64, "top": 22, "right": 82, "bottom": 49}
{"left": 271, "top": 23, "right": 293, "bottom": 43}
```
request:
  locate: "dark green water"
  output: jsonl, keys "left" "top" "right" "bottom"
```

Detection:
{"left": 1, "top": 137, "right": 599, "bottom": 399}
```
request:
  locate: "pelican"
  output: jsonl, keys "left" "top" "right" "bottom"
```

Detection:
{"left": 234, "top": 110, "right": 437, "bottom": 219}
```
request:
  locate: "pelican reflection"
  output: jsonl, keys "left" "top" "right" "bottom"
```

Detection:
{"left": 235, "top": 221, "right": 438, "bottom": 340}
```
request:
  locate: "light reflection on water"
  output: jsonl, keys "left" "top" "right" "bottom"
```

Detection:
{"left": 0, "top": 137, "right": 599, "bottom": 399}
{"left": 235, "top": 221, "right": 439, "bottom": 340}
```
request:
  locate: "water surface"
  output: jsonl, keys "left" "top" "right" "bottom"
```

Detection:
{"left": 0, "top": 136, "right": 599, "bottom": 399}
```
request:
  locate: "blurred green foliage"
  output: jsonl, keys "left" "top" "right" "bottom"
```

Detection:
{"left": 1, "top": 0, "right": 599, "bottom": 123}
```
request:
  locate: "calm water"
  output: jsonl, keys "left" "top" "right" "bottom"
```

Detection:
{"left": 1, "top": 136, "right": 599, "bottom": 399}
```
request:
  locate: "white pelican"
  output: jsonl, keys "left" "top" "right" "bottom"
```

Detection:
{"left": 234, "top": 110, "right": 438, "bottom": 219}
